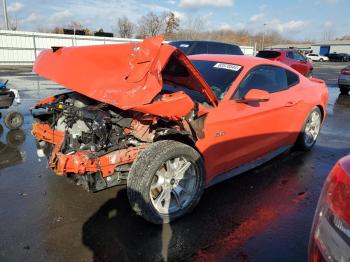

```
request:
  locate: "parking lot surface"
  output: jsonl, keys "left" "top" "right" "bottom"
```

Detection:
{"left": 0, "top": 62, "right": 349, "bottom": 262}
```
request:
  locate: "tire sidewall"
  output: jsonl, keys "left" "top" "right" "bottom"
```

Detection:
{"left": 298, "top": 107, "right": 322, "bottom": 150}
{"left": 127, "top": 140, "right": 205, "bottom": 224}
{"left": 4, "top": 111, "right": 24, "bottom": 130}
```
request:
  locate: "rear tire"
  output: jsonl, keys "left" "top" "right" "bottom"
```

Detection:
{"left": 319, "top": 58, "right": 324, "bottom": 62}
{"left": 296, "top": 107, "right": 322, "bottom": 151}
{"left": 127, "top": 140, "right": 205, "bottom": 224}
{"left": 340, "top": 85, "right": 349, "bottom": 95}
{"left": 4, "top": 111, "right": 24, "bottom": 130}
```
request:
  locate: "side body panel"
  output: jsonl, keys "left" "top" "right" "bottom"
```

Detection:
{"left": 196, "top": 88, "right": 304, "bottom": 181}
{"left": 190, "top": 56, "right": 328, "bottom": 183}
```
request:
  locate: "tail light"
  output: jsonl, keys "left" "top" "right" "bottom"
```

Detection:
{"left": 309, "top": 156, "right": 350, "bottom": 262}
{"left": 341, "top": 68, "right": 350, "bottom": 75}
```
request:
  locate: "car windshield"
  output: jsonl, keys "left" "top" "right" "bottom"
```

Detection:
{"left": 191, "top": 60, "right": 243, "bottom": 100}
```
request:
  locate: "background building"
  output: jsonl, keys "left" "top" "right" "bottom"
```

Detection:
{"left": 311, "top": 40, "right": 350, "bottom": 55}
{"left": 265, "top": 43, "right": 312, "bottom": 53}
{"left": 266, "top": 40, "right": 350, "bottom": 56}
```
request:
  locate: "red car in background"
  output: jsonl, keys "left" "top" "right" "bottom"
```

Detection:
{"left": 257, "top": 49, "right": 313, "bottom": 77}
{"left": 309, "top": 155, "right": 350, "bottom": 261}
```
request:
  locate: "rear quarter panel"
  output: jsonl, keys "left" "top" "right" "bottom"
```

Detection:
{"left": 292, "top": 76, "right": 328, "bottom": 132}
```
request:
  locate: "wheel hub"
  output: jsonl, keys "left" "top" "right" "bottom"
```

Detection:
{"left": 149, "top": 156, "right": 197, "bottom": 215}
{"left": 304, "top": 111, "right": 321, "bottom": 146}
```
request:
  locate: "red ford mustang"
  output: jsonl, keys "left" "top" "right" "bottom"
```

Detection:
{"left": 31, "top": 36, "right": 328, "bottom": 224}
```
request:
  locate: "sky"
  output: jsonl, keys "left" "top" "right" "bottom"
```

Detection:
{"left": 0, "top": 0, "right": 349, "bottom": 41}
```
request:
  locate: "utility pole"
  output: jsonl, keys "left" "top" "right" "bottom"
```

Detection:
{"left": 2, "top": 0, "right": 9, "bottom": 30}
{"left": 262, "top": 23, "right": 267, "bottom": 50}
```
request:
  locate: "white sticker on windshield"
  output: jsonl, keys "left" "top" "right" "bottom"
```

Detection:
{"left": 180, "top": 44, "right": 190, "bottom": 48}
{"left": 214, "top": 63, "right": 241, "bottom": 71}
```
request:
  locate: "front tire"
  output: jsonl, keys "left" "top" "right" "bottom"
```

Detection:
{"left": 296, "top": 107, "right": 322, "bottom": 151}
{"left": 127, "top": 140, "right": 205, "bottom": 224}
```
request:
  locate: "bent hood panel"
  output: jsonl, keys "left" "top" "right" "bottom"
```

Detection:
{"left": 33, "top": 36, "right": 218, "bottom": 111}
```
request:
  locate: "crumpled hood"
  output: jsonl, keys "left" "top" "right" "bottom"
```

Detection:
{"left": 33, "top": 36, "right": 218, "bottom": 110}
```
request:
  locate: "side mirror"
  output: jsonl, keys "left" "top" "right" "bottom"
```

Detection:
{"left": 239, "top": 89, "right": 270, "bottom": 103}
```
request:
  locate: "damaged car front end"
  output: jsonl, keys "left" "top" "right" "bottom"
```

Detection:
{"left": 31, "top": 36, "right": 215, "bottom": 193}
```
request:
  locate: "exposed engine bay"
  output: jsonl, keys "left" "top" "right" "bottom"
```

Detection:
{"left": 32, "top": 92, "right": 204, "bottom": 192}
{"left": 50, "top": 93, "right": 135, "bottom": 154}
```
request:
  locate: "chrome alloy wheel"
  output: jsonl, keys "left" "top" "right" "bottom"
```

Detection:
{"left": 304, "top": 110, "right": 321, "bottom": 147}
{"left": 150, "top": 157, "right": 198, "bottom": 215}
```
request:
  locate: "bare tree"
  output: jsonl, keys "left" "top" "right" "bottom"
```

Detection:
{"left": 4, "top": 14, "right": 19, "bottom": 30}
{"left": 176, "top": 16, "right": 206, "bottom": 40}
{"left": 323, "top": 29, "right": 335, "bottom": 41}
{"left": 8, "top": 17, "right": 18, "bottom": 31}
{"left": 136, "top": 12, "right": 164, "bottom": 38}
{"left": 117, "top": 16, "right": 135, "bottom": 38}
{"left": 46, "top": 21, "right": 92, "bottom": 35}
{"left": 338, "top": 35, "right": 350, "bottom": 40}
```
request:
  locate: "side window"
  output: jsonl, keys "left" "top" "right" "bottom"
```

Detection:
{"left": 286, "top": 70, "right": 299, "bottom": 87}
{"left": 190, "top": 42, "right": 207, "bottom": 55}
{"left": 286, "top": 52, "right": 294, "bottom": 59}
{"left": 233, "top": 65, "right": 289, "bottom": 99}
{"left": 207, "top": 42, "right": 226, "bottom": 54}
{"left": 226, "top": 44, "right": 243, "bottom": 55}
{"left": 293, "top": 52, "right": 306, "bottom": 61}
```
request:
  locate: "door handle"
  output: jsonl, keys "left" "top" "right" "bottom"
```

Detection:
{"left": 285, "top": 101, "right": 298, "bottom": 107}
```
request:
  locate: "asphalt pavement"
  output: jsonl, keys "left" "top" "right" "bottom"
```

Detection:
{"left": 0, "top": 62, "right": 349, "bottom": 262}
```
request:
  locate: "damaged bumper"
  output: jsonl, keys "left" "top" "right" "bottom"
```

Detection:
{"left": 33, "top": 122, "right": 147, "bottom": 191}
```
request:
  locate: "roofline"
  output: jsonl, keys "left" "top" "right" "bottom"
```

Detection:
{"left": 168, "top": 40, "right": 240, "bottom": 46}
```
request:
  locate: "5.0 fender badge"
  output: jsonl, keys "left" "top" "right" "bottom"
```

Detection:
{"left": 215, "top": 131, "right": 225, "bottom": 137}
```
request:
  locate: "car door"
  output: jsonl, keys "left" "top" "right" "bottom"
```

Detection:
{"left": 310, "top": 54, "right": 317, "bottom": 61}
{"left": 293, "top": 52, "right": 309, "bottom": 75}
{"left": 198, "top": 65, "right": 300, "bottom": 180}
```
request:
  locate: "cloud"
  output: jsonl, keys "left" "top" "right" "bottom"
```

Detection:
{"left": 249, "top": 13, "right": 265, "bottom": 22}
{"left": 21, "top": 13, "right": 41, "bottom": 24}
{"left": 179, "top": 0, "right": 234, "bottom": 8}
{"left": 7, "top": 2, "right": 24, "bottom": 13}
{"left": 219, "top": 23, "right": 231, "bottom": 30}
{"left": 275, "top": 20, "right": 307, "bottom": 33}
{"left": 324, "top": 21, "right": 333, "bottom": 28}
{"left": 49, "top": 10, "right": 73, "bottom": 24}
{"left": 173, "top": 11, "right": 186, "bottom": 20}
{"left": 238, "top": 18, "right": 307, "bottom": 35}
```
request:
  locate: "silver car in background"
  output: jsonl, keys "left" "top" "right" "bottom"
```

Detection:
{"left": 339, "top": 65, "right": 350, "bottom": 94}
{"left": 306, "top": 53, "right": 329, "bottom": 62}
